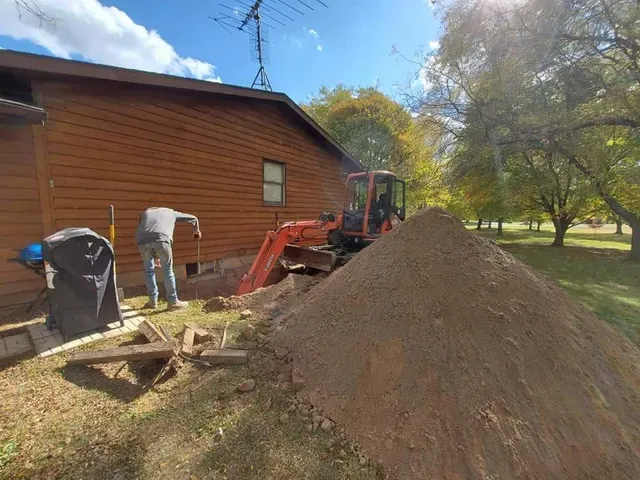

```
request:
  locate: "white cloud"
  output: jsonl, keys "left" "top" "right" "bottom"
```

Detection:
{"left": 316, "top": 44, "right": 323, "bottom": 52}
{"left": 429, "top": 40, "right": 440, "bottom": 50}
{"left": 302, "top": 26, "right": 319, "bottom": 39}
{"left": 0, "top": 0, "right": 222, "bottom": 82}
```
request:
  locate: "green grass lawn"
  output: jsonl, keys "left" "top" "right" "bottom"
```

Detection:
{"left": 468, "top": 222, "right": 640, "bottom": 345}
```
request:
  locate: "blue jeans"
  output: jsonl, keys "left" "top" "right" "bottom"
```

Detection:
{"left": 138, "top": 241, "right": 178, "bottom": 304}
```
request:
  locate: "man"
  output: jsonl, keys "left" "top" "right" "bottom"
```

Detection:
{"left": 136, "top": 207, "right": 202, "bottom": 310}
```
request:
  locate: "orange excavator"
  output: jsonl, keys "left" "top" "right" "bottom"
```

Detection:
{"left": 235, "top": 170, "right": 405, "bottom": 295}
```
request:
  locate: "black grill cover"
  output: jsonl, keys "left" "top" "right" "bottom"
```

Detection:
{"left": 42, "top": 228, "right": 123, "bottom": 340}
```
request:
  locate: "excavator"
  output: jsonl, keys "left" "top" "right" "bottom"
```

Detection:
{"left": 235, "top": 170, "right": 405, "bottom": 295}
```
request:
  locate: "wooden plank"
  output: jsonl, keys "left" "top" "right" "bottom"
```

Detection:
{"left": 199, "top": 349, "right": 248, "bottom": 365}
{"left": 181, "top": 327, "right": 195, "bottom": 355}
{"left": 184, "top": 322, "right": 210, "bottom": 341}
{"left": 67, "top": 341, "right": 176, "bottom": 365}
{"left": 138, "top": 319, "right": 165, "bottom": 343}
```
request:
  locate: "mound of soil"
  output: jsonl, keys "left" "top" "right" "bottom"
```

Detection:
{"left": 275, "top": 207, "right": 640, "bottom": 479}
{"left": 205, "top": 274, "right": 320, "bottom": 316}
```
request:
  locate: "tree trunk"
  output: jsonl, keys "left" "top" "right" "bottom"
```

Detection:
{"left": 551, "top": 216, "right": 571, "bottom": 247}
{"left": 528, "top": 219, "right": 533, "bottom": 230}
{"left": 476, "top": 218, "right": 483, "bottom": 230}
{"left": 536, "top": 221, "right": 541, "bottom": 232}
{"left": 497, "top": 218, "right": 504, "bottom": 236}
{"left": 558, "top": 148, "right": 639, "bottom": 260}
{"left": 615, "top": 217, "right": 624, "bottom": 235}
{"left": 488, "top": 220, "right": 493, "bottom": 229}
{"left": 632, "top": 227, "right": 640, "bottom": 262}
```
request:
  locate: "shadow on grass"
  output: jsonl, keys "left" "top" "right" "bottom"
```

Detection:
{"left": 59, "top": 362, "right": 154, "bottom": 403}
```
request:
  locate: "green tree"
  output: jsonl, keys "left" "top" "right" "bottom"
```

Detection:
{"left": 412, "top": 0, "right": 640, "bottom": 256}
{"left": 304, "top": 85, "right": 444, "bottom": 211}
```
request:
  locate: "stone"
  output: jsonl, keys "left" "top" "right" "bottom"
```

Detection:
{"left": 274, "top": 347, "right": 288, "bottom": 360}
{"left": 279, "top": 413, "right": 289, "bottom": 424}
{"left": 240, "top": 309, "right": 253, "bottom": 319}
{"left": 319, "top": 452, "right": 328, "bottom": 460}
{"left": 360, "top": 468, "right": 368, "bottom": 474}
{"left": 359, "top": 455, "right": 368, "bottom": 466}
{"left": 236, "top": 379, "right": 256, "bottom": 392}
{"left": 312, "top": 422, "right": 319, "bottom": 433}
{"left": 287, "top": 404, "right": 297, "bottom": 413}
{"left": 292, "top": 368, "right": 305, "bottom": 392}
{"left": 300, "top": 408, "right": 309, "bottom": 417}
{"left": 409, "top": 443, "right": 416, "bottom": 450}
{"left": 263, "top": 398, "right": 272, "bottom": 411}
{"left": 384, "top": 438, "right": 393, "bottom": 449}
{"left": 242, "top": 324, "right": 255, "bottom": 340}
{"left": 339, "top": 449, "right": 347, "bottom": 459}
{"left": 306, "top": 423, "right": 313, "bottom": 433}
{"left": 257, "top": 332, "right": 266, "bottom": 340}
{"left": 321, "top": 419, "right": 332, "bottom": 432}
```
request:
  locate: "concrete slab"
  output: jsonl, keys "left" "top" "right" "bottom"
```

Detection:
{"left": 3, "top": 333, "right": 33, "bottom": 358}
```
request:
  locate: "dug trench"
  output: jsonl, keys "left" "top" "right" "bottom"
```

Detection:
{"left": 265, "top": 206, "right": 640, "bottom": 479}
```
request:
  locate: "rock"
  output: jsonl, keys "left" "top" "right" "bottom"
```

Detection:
{"left": 425, "top": 434, "right": 436, "bottom": 443}
{"left": 360, "top": 468, "right": 368, "bottom": 474}
{"left": 339, "top": 449, "right": 347, "bottom": 459}
{"left": 276, "top": 373, "right": 287, "bottom": 383}
{"left": 214, "top": 428, "right": 224, "bottom": 442}
{"left": 263, "top": 398, "right": 272, "bottom": 411}
{"left": 409, "top": 443, "right": 416, "bottom": 450}
{"left": 279, "top": 413, "right": 289, "bottom": 424}
{"left": 321, "top": 419, "right": 332, "bottom": 432}
{"left": 320, "top": 451, "right": 328, "bottom": 460}
{"left": 236, "top": 379, "right": 255, "bottom": 392}
{"left": 242, "top": 324, "right": 255, "bottom": 340}
{"left": 257, "top": 332, "right": 266, "bottom": 340}
{"left": 384, "top": 438, "right": 393, "bottom": 449}
{"left": 359, "top": 455, "right": 368, "bottom": 466}
{"left": 312, "top": 414, "right": 323, "bottom": 424}
{"left": 292, "top": 368, "right": 305, "bottom": 392}
{"left": 240, "top": 309, "right": 253, "bottom": 319}
{"left": 274, "top": 348, "right": 288, "bottom": 360}
{"left": 287, "top": 404, "right": 297, "bottom": 413}
{"left": 300, "top": 408, "right": 310, "bottom": 417}
{"left": 306, "top": 423, "right": 313, "bottom": 432}
{"left": 312, "top": 422, "right": 319, "bottom": 433}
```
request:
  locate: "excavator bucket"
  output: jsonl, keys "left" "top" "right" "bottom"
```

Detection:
{"left": 282, "top": 245, "right": 336, "bottom": 272}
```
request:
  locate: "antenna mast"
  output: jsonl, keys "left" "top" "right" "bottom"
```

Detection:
{"left": 211, "top": 0, "right": 329, "bottom": 91}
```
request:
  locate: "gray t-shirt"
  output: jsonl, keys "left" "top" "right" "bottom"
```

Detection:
{"left": 136, "top": 207, "right": 200, "bottom": 246}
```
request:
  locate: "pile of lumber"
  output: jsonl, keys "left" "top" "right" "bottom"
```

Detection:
{"left": 67, "top": 317, "right": 249, "bottom": 375}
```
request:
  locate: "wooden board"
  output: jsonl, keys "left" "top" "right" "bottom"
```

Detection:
{"left": 67, "top": 341, "right": 176, "bottom": 365}
{"left": 199, "top": 349, "right": 248, "bottom": 365}
{"left": 138, "top": 319, "right": 165, "bottom": 343}
{"left": 184, "top": 322, "right": 210, "bottom": 341}
{"left": 181, "top": 327, "right": 195, "bottom": 355}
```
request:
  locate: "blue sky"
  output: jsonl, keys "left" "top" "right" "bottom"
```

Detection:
{"left": 0, "top": 0, "right": 440, "bottom": 103}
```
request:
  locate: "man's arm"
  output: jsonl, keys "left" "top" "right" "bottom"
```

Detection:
{"left": 174, "top": 211, "right": 200, "bottom": 235}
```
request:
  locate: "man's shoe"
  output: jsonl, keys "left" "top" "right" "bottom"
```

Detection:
{"left": 167, "top": 300, "right": 188, "bottom": 310}
{"left": 143, "top": 299, "right": 158, "bottom": 309}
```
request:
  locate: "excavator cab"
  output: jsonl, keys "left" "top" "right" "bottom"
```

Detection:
{"left": 342, "top": 171, "right": 405, "bottom": 243}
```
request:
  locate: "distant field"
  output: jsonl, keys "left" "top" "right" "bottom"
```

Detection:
{"left": 467, "top": 221, "right": 639, "bottom": 346}
{"left": 465, "top": 221, "right": 631, "bottom": 251}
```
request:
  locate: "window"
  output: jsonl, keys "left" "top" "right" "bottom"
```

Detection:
{"left": 263, "top": 160, "right": 285, "bottom": 206}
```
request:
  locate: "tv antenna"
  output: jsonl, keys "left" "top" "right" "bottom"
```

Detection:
{"left": 211, "top": 0, "right": 329, "bottom": 91}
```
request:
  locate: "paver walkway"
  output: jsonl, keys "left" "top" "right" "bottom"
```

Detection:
{"left": 0, "top": 305, "right": 145, "bottom": 360}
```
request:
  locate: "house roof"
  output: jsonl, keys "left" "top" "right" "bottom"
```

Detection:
{"left": 0, "top": 49, "right": 363, "bottom": 171}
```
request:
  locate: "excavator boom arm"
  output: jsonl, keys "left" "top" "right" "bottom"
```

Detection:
{"left": 235, "top": 218, "right": 337, "bottom": 296}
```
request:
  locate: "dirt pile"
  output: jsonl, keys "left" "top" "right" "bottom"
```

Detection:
{"left": 275, "top": 207, "right": 640, "bottom": 479}
{"left": 205, "top": 274, "right": 320, "bottom": 315}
